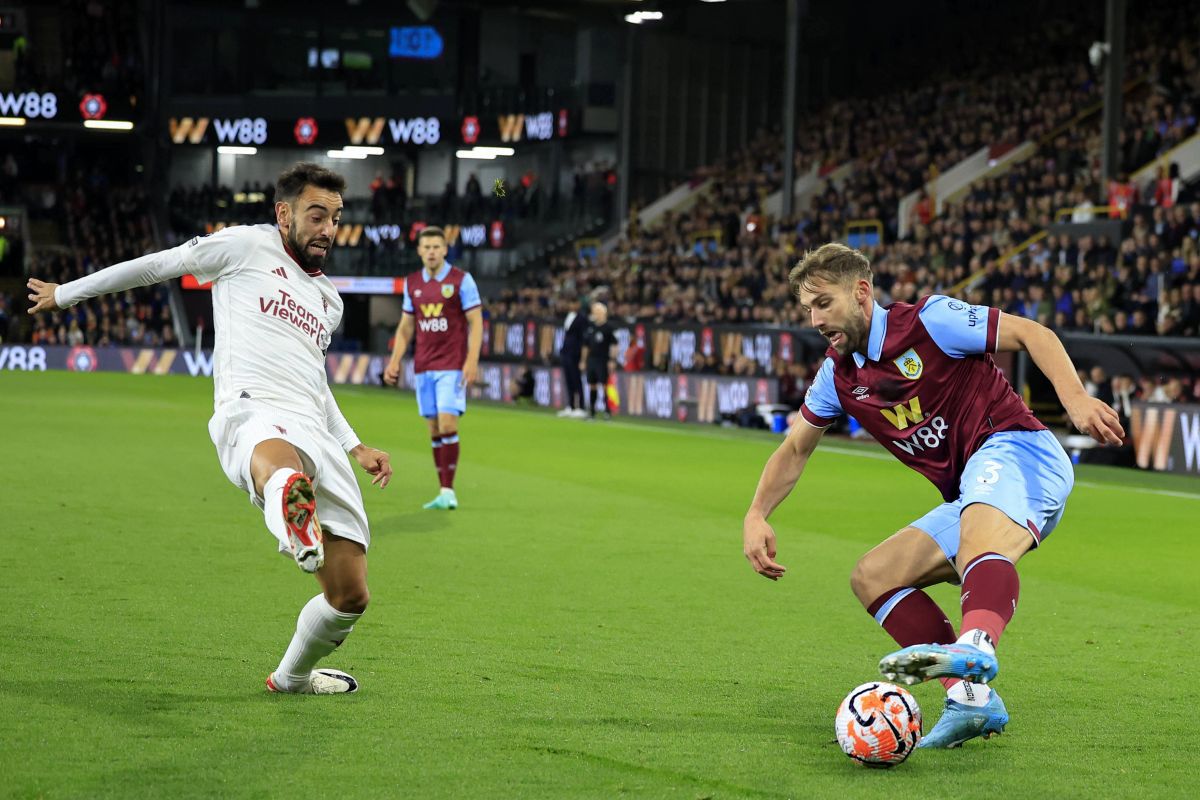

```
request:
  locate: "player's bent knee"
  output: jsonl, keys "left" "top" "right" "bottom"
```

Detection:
{"left": 959, "top": 503, "right": 1034, "bottom": 563}
{"left": 326, "top": 585, "right": 369, "bottom": 615}
{"left": 849, "top": 557, "right": 882, "bottom": 605}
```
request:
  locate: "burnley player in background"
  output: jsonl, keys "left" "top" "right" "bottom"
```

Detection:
{"left": 384, "top": 227, "right": 482, "bottom": 510}
{"left": 742, "top": 243, "right": 1123, "bottom": 748}
{"left": 27, "top": 163, "right": 393, "bottom": 695}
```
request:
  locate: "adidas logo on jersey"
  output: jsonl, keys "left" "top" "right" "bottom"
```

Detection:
{"left": 272, "top": 267, "right": 288, "bottom": 279}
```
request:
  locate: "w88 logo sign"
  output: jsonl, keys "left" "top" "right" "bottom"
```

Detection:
{"left": 0, "top": 92, "right": 58, "bottom": 118}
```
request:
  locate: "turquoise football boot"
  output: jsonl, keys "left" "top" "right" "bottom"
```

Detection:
{"left": 918, "top": 688, "right": 1009, "bottom": 748}
{"left": 423, "top": 488, "right": 458, "bottom": 510}
{"left": 879, "top": 643, "right": 999, "bottom": 685}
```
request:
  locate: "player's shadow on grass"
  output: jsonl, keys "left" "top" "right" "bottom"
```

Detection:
{"left": 373, "top": 510, "right": 453, "bottom": 533}
{"left": 8, "top": 676, "right": 236, "bottom": 722}
{"left": 525, "top": 713, "right": 798, "bottom": 738}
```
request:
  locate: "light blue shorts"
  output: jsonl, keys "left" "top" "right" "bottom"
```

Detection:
{"left": 911, "top": 429, "right": 1074, "bottom": 564}
{"left": 415, "top": 370, "right": 466, "bottom": 418}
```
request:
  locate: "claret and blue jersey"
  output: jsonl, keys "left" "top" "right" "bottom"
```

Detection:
{"left": 402, "top": 259, "right": 481, "bottom": 418}
{"left": 800, "top": 295, "right": 1047, "bottom": 503}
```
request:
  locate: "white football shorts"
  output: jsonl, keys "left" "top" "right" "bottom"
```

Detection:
{"left": 207, "top": 398, "right": 370, "bottom": 555}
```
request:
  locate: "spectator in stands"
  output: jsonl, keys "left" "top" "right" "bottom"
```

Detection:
{"left": 464, "top": 174, "right": 483, "bottom": 221}
{"left": 623, "top": 336, "right": 645, "bottom": 372}
{"left": 1107, "top": 173, "right": 1137, "bottom": 219}
{"left": 1111, "top": 374, "right": 1138, "bottom": 430}
{"left": 778, "top": 363, "right": 810, "bottom": 409}
{"left": 1153, "top": 163, "right": 1181, "bottom": 208}
{"left": 1149, "top": 376, "right": 1184, "bottom": 403}
{"left": 509, "top": 366, "right": 535, "bottom": 406}
{"left": 1090, "top": 366, "right": 1113, "bottom": 405}
{"left": 439, "top": 180, "right": 457, "bottom": 222}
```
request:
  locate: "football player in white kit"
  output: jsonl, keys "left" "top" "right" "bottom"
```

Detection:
{"left": 26, "top": 163, "right": 392, "bottom": 695}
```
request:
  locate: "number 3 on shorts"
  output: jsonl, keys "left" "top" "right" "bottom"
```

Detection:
{"left": 977, "top": 460, "right": 1004, "bottom": 485}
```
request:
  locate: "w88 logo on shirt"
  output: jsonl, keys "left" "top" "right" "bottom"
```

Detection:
{"left": 417, "top": 302, "right": 449, "bottom": 332}
{"left": 892, "top": 416, "right": 949, "bottom": 456}
{"left": 418, "top": 317, "right": 449, "bottom": 332}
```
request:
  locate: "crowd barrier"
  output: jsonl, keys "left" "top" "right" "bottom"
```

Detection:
{"left": 9, "top": 343, "right": 1195, "bottom": 471}
{"left": 1, "top": 344, "right": 780, "bottom": 425}
{"left": 482, "top": 317, "right": 827, "bottom": 373}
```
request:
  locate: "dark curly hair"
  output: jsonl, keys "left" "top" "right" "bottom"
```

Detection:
{"left": 275, "top": 162, "right": 347, "bottom": 203}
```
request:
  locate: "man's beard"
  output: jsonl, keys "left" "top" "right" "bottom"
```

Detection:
{"left": 288, "top": 228, "right": 329, "bottom": 271}
{"left": 835, "top": 314, "right": 869, "bottom": 355}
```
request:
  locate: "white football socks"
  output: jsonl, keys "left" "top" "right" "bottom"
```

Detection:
{"left": 275, "top": 594, "right": 361, "bottom": 690}
{"left": 262, "top": 467, "right": 295, "bottom": 545}
{"left": 947, "top": 680, "right": 992, "bottom": 707}
{"left": 957, "top": 627, "right": 997, "bottom": 657}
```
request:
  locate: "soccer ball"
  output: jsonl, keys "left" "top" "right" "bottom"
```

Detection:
{"left": 835, "top": 682, "right": 922, "bottom": 767}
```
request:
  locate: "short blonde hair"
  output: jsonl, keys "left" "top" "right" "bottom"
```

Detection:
{"left": 788, "top": 243, "right": 873, "bottom": 296}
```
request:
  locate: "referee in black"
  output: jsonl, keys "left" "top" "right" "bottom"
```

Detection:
{"left": 580, "top": 301, "right": 617, "bottom": 420}
{"left": 558, "top": 297, "right": 589, "bottom": 417}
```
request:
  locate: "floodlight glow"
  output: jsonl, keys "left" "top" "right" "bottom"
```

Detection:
{"left": 83, "top": 119, "right": 134, "bottom": 130}
{"left": 624, "top": 11, "right": 664, "bottom": 24}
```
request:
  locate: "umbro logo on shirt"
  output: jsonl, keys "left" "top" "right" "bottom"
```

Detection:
{"left": 272, "top": 267, "right": 288, "bottom": 279}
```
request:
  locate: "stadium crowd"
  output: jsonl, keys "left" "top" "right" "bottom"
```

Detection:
{"left": 493, "top": 1, "right": 1200, "bottom": 352}
{"left": 5, "top": 0, "right": 1197, "bottom": 417}
{"left": 25, "top": 177, "right": 175, "bottom": 349}
{"left": 12, "top": 0, "right": 143, "bottom": 103}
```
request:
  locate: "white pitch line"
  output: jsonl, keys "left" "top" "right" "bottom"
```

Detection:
{"left": 1074, "top": 480, "right": 1200, "bottom": 501}
{"left": 360, "top": 395, "right": 1200, "bottom": 500}
{"left": 815, "top": 444, "right": 893, "bottom": 461}
{"left": 606, "top": 421, "right": 1199, "bottom": 496}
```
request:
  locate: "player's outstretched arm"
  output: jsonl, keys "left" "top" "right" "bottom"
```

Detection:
{"left": 996, "top": 312, "right": 1125, "bottom": 446}
{"left": 27, "top": 230, "right": 237, "bottom": 314}
{"left": 742, "top": 418, "right": 826, "bottom": 581}
{"left": 384, "top": 314, "right": 415, "bottom": 386}
{"left": 27, "top": 252, "right": 188, "bottom": 314}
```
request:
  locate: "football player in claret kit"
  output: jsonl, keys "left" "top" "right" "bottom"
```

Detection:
{"left": 27, "top": 163, "right": 392, "bottom": 695}
{"left": 383, "top": 226, "right": 482, "bottom": 510}
{"left": 741, "top": 243, "right": 1124, "bottom": 748}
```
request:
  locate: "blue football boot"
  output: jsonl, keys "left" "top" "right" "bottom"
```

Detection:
{"left": 878, "top": 643, "right": 999, "bottom": 685}
{"left": 918, "top": 688, "right": 1009, "bottom": 748}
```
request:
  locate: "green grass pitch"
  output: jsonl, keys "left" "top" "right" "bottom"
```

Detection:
{"left": 2, "top": 371, "right": 1197, "bottom": 798}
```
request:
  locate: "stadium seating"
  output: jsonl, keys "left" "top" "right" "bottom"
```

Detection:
{"left": 24, "top": 160, "right": 175, "bottom": 348}
{"left": 509, "top": 0, "right": 1200, "bottom": 365}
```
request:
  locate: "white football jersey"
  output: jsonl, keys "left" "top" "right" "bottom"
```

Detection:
{"left": 57, "top": 224, "right": 347, "bottom": 428}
